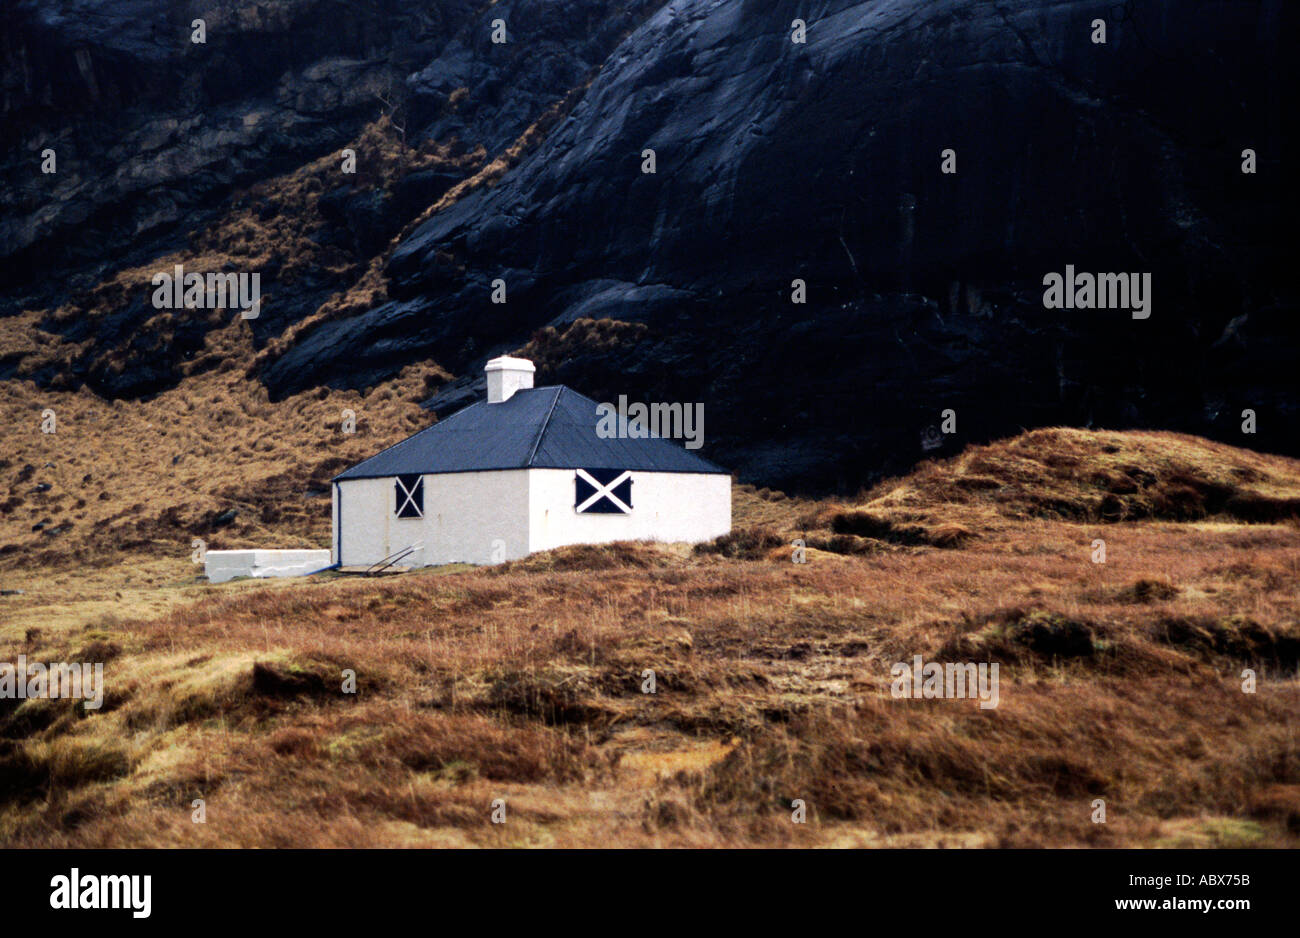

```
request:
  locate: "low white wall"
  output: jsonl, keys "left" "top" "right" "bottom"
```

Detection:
{"left": 527, "top": 469, "right": 731, "bottom": 552}
{"left": 205, "top": 549, "right": 332, "bottom": 583}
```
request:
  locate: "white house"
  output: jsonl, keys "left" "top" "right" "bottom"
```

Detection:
{"left": 331, "top": 356, "right": 731, "bottom": 567}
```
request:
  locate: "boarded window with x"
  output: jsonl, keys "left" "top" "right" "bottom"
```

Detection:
{"left": 575, "top": 469, "right": 633, "bottom": 514}
{"left": 395, "top": 474, "right": 424, "bottom": 518}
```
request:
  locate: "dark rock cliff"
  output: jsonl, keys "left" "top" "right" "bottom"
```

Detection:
{"left": 2, "top": 0, "right": 1296, "bottom": 490}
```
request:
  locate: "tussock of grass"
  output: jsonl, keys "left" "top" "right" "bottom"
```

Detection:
{"left": 0, "top": 739, "right": 131, "bottom": 803}
{"left": 863, "top": 427, "right": 1300, "bottom": 526}
{"left": 827, "top": 509, "right": 976, "bottom": 547}
{"left": 693, "top": 527, "right": 785, "bottom": 560}
{"left": 494, "top": 541, "right": 680, "bottom": 573}
{"left": 1154, "top": 614, "right": 1300, "bottom": 672}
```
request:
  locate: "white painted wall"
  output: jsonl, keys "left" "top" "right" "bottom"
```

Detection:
{"left": 335, "top": 470, "right": 531, "bottom": 567}
{"left": 527, "top": 469, "right": 731, "bottom": 553}
{"left": 335, "top": 469, "right": 730, "bottom": 568}
{"left": 422, "top": 469, "right": 531, "bottom": 564}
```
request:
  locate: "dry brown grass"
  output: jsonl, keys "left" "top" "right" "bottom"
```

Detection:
{"left": 517, "top": 317, "right": 651, "bottom": 372}
{"left": 0, "top": 325, "right": 439, "bottom": 575}
{"left": 1, "top": 429, "right": 1297, "bottom": 847}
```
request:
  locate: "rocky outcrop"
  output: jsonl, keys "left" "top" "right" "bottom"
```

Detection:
{"left": 0, "top": 0, "right": 470, "bottom": 305}
{"left": 2, "top": 0, "right": 1295, "bottom": 490}
{"left": 1, "top": 0, "right": 655, "bottom": 397}
{"left": 257, "top": 0, "right": 1295, "bottom": 486}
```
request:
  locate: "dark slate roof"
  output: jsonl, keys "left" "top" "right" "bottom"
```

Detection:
{"left": 333, "top": 386, "right": 728, "bottom": 481}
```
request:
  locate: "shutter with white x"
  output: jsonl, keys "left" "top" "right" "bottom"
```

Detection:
{"left": 574, "top": 468, "right": 633, "bottom": 514}
{"left": 395, "top": 474, "right": 424, "bottom": 518}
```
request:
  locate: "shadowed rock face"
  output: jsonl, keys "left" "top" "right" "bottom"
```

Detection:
{"left": 2, "top": 0, "right": 1296, "bottom": 490}
{"left": 0, "top": 0, "right": 467, "bottom": 300}
{"left": 1, "top": 0, "right": 656, "bottom": 396}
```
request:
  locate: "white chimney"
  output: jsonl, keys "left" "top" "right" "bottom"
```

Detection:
{"left": 485, "top": 355, "right": 535, "bottom": 403}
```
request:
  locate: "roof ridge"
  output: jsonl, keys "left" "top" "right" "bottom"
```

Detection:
{"left": 525, "top": 386, "right": 565, "bottom": 467}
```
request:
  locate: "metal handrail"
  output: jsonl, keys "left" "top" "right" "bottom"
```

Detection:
{"left": 365, "top": 541, "right": 423, "bottom": 575}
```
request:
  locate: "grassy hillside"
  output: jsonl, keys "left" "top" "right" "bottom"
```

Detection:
{"left": 1, "top": 428, "right": 1297, "bottom": 847}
